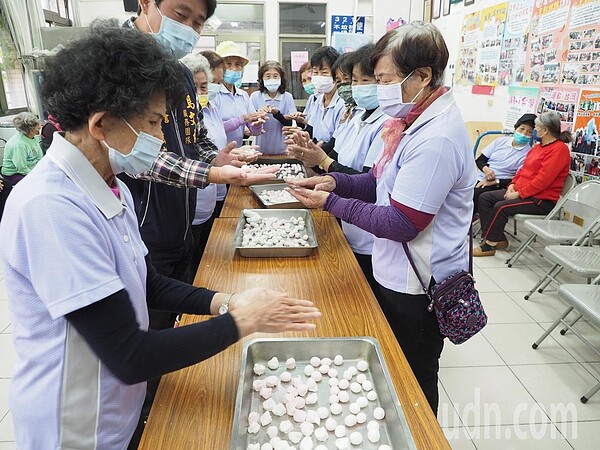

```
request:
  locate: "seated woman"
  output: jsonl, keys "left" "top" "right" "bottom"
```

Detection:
{"left": 473, "top": 113, "right": 536, "bottom": 216}
{"left": 1, "top": 112, "right": 43, "bottom": 185}
{"left": 0, "top": 26, "right": 320, "bottom": 448}
{"left": 475, "top": 110, "right": 572, "bottom": 256}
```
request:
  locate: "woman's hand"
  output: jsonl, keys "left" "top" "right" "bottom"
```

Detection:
{"left": 231, "top": 145, "right": 262, "bottom": 163}
{"left": 287, "top": 175, "right": 337, "bottom": 192}
{"left": 285, "top": 112, "right": 307, "bottom": 125}
{"left": 285, "top": 132, "right": 326, "bottom": 167}
{"left": 224, "top": 288, "right": 321, "bottom": 337}
{"left": 482, "top": 167, "right": 496, "bottom": 181}
{"left": 475, "top": 179, "right": 497, "bottom": 188}
{"left": 286, "top": 186, "right": 330, "bottom": 209}
{"left": 213, "top": 142, "right": 241, "bottom": 167}
{"left": 504, "top": 190, "right": 520, "bottom": 200}
{"left": 243, "top": 111, "right": 268, "bottom": 123}
{"left": 282, "top": 125, "right": 304, "bottom": 137}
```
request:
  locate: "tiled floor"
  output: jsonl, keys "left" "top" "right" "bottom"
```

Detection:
{"left": 0, "top": 236, "right": 599, "bottom": 449}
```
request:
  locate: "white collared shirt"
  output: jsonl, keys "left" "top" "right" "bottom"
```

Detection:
{"left": 309, "top": 91, "right": 346, "bottom": 142}
{"left": 374, "top": 90, "right": 477, "bottom": 294}
{"left": 0, "top": 133, "right": 149, "bottom": 448}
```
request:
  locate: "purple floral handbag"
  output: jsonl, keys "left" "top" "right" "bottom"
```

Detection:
{"left": 402, "top": 228, "right": 487, "bottom": 345}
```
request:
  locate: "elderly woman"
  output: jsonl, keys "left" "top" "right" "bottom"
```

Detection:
{"left": 475, "top": 110, "right": 572, "bottom": 256}
{"left": 1, "top": 112, "right": 43, "bottom": 184}
{"left": 213, "top": 41, "right": 266, "bottom": 147}
{"left": 287, "top": 22, "right": 476, "bottom": 414}
{"left": 0, "top": 27, "right": 320, "bottom": 449}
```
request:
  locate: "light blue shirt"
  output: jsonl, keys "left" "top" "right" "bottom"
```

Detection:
{"left": 250, "top": 90, "right": 297, "bottom": 154}
{"left": 200, "top": 103, "right": 229, "bottom": 207}
{"left": 477, "top": 136, "right": 532, "bottom": 181}
{"left": 0, "top": 133, "right": 149, "bottom": 448}
{"left": 212, "top": 84, "right": 252, "bottom": 147}
{"left": 337, "top": 107, "right": 389, "bottom": 255}
{"left": 303, "top": 93, "right": 317, "bottom": 124}
{"left": 309, "top": 92, "right": 346, "bottom": 142}
{"left": 374, "top": 90, "right": 477, "bottom": 294}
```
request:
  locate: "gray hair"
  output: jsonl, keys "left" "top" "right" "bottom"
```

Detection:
{"left": 13, "top": 112, "right": 41, "bottom": 135}
{"left": 535, "top": 111, "right": 573, "bottom": 143}
{"left": 372, "top": 21, "right": 449, "bottom": 88}
{"left": 180, "top": 53, "right": 213, "bottom": 83}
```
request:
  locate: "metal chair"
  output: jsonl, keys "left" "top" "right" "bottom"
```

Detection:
{"left": 506, "top": 179, "right": 600, "bottom": 268}
{"left": 532, "top": 273, "right": 600, "bottom": 403}
{"left": 509, "top": 172, "right": 577, "bottom": 241}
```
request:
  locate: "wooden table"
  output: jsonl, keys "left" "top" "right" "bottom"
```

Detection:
{"left": 139, "top": 212, "right": 450, "bottom": 448}
{"left": 220, "top": 184, "right": 331, "bottom": 219}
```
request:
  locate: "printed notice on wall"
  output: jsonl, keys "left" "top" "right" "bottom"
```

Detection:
{"left": 498, "top": 0, "right": 534, "bottom": 86}
{"left": 475, "top": 2, "right": 508, "bottom": 86}
{"left": 535, "top": 84, "right": 580, "bottom": 131}
{"left": 455, "top": 11, "right": 481, "bottom": 85}
{"left": 562, "top": 0, "right": 600, "bottom": 85}
{"left": 506, "top": 85, "right": 540, "bottom": 128}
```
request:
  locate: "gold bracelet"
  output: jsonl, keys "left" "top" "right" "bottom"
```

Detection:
{"left": 318, "top": 156, "right": 332, "bottom": 171}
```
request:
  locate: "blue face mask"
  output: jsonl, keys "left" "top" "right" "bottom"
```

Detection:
{"left": 513, "top": 131, "right": 530, "bottom": 146}
{"left": 146, "top": 3, "right": 200, "bottom": 60}
{"left": 105, "top": 119, "right": 163, "bottom": 175}
{"left": 532, "top": 129, "right": 543, "bottom": 142}
{"left": 207, "top": 82, "right": 221, "bottom": 101}
{"left": 352, "top": 84, "right": 380, "bottom": 110}
{"left": 224, "top": 69, "right": 243, "bottom": 85}
{"left": 303, "top": 82, "right": 315, "bottom": 95}
{"left": 264, "top": 78, "right": 281, "bottom": 93}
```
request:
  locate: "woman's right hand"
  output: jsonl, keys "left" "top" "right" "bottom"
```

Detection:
{"left": 243, "top": 111, "right": 268, "bottom": 123}
{"left": 483, "top": 167, "right": 496, "bottom": 181}
{"left": 287, "top": 175, "right": 337, "bottom": 192}
{"left": 228, "top": 287, "right": 321, "bottom": 337}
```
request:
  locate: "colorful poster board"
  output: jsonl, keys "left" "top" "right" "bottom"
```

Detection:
{"left": 498, "top": 0, "right": 534, "bottom": 85}
{"left": 562, "top": 0, "right": 600, "bottom": 85}
{"left": 506, "top": 85, "right": 540, "bottom": 128}
{"left": 535, "top": 84, "right": 580, "bottom": 131}
{"left": 475, "top": 2, "right": 508, "bottom": 85}
{"left": 455, "top": 11, "right": 481, "bottom": 85}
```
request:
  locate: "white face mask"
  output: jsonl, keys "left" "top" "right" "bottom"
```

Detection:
{"left": 376, "top": 71, "right": 423, "bottom": 119}
{"left": 311, "top": 75, "right": 335, "bottom": 94}
{"left": 264, "top": 78, "right": 281, "bottom": 93}
{"left": 104, "top": 119, "right": 163, "bottom": 175}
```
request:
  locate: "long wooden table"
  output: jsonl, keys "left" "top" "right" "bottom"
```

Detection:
{"left": 140, "top": 196, "right": 450, "bottom": 449}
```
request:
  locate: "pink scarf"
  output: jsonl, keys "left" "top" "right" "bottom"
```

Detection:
{"left": 374, "top": 86, "right": 448, "bottom": 178}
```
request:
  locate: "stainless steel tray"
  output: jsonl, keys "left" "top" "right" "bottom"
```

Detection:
{"left": 248, "top": 158, "right": 308, "bottom": 185}
{"left": 249, "top": 184, "right": 304, "bottom": 209}
{"left": 234, "top": 209, "right": 317, "bottom": 258}
{"left": 230, "top": 337, "right": 417, "bottom": 450}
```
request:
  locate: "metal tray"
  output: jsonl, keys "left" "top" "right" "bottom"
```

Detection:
{"left": 234, "top": 209, "right": 317, "bottom": 258}
{"left": 249, "top": 184, "right": 304, "bottom": 209}
{"left": 248, "top": 158, "right": 308, "bottom": 185}
{"left": 230, "top": 337, "right": 417, "bottom": 450}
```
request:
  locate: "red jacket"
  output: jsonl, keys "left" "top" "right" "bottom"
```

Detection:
{"left": 511, "top": 139, "right": 571, "bottom": 202}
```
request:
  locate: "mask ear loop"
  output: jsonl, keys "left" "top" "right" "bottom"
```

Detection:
{"left": 143, "top": 0, "right": 163, "bottom": 34}
{"left": 121, "top": 118, "right": 140, "bottom": 137}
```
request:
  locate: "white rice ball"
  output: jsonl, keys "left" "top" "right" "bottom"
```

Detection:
{"left": 367, "top": 390, "right": 378, "bottom": 401}
{"left": 248, "top": 411, "right": 260, "bottom": 424}
{"left": 310, "top": 356, "right": 321, "bottom": 367}
{"left": 288, "top": 431, "right": 303, "bottom": 444}
{"left": 299, "top": 436, "right": 313, "bottom": 450}
{"left": 286, "top": 357, "right": 296, "bottom": 370}
{"left": 362, "top": 380, "right": 373, "bottom": 392}
{"left": 356, "top": 396, "right": 368, "bottom": 408}
{"left": 350, "top": 382, "right": 361, "bottom": 394}
{"left": 279, "top": 420, "right": 294, "bottom": 434}
{"left": 305, "top": 393, "right": 318, "bottom": 405}
{"left": 293, "top": 409, "right": 307, "bottom": 423}
{"left": 367, "top": 429, "right": 381, "bottom": 443}
{"left": 335, "top": 437, "right": 350, "bottom": 450}
{"left": 263, "top": 398, "right": 276, "bottom": 411}
{"left": 348, "top": 403, "right": 360, "bottom": 415}
{"left": 325, "top": 417, "right": 337, "bottom": 431}
{"left": 260, "top": 411, "right": 272, "bottom": 426}
{"left": 319, "top": 364, "right": 330, "bottom": 374}
{"left": 311, "top": 371, "right": 323, "bottom": 382}
{"left": 248, "top": 422, "right": 260, "bottom": 434}
{"left": 330, "top": 403, "right": 343, "bottom": 415}
{"left": 304, "top": 365, "right": 315, "bottom": 377}
{"left": 367, "top": 420, "right": 380, "bottom": 431}
{"left": 333, "top": 355, "right": 344, "bottom": 366}
{"left": 254, "top": 363, "right": 266, "bottom": 376}
{"left": 356, "top": 374, "right": 367, "bottom": 384}
{"left": 338, "top": 391, "right": 350, "bottom": 403}
{"left": 253, "top": 379, "right": 265, "bottom": 391}
{"left": 267, "top": 425, "right": 279, "bottom": 438}
{"left": 300, "top": 421, "right": 314, "bottom": 437}
{"left": 321, "top": 357, "right": 332, "bottom": 366}
{"left": 373, "top": 406, "right": 385, "bottom": 420}
{"left": 317, "top": 406, "right": 329, "bottom": 419}
{"left": 356, "top": 412, "right": 367, "bottom": 424}
{"left": 280, "top": 371, "right": 292, "bottom": 383}
{"left": 349, "top": 431, "right": 363, "bottom": 445}
{"left": 268, "top": 357, "right": 279, "bottom": 370}
{"left": 344, "top": 414, "right": 357, "bottom": 427}
{"left": 328, "top": 368, "right": 338, "bottom": 378}
{"left": 338, "top": 379, "right": 349, "bottom": 390}
{"left": 334, "top": 424, "right": 347, "bottom": 438}
{"left": 272, "top": 403, "right": 286, "bottom": 417}
{"left": 265, "top": 376, "right": 279, "bottom": 387}
{"left": 356, "top": 360, "right": 368, "bottom": 372}
{"left": 314, "top": 426, "right": 328, "bottom": 442}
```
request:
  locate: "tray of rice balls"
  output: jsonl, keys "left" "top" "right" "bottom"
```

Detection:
{"left": 249, "top": 184, "right": 304, "bottom": 209}
{"left": 230, "top": 337, "right": 417, "bottom": 450}
{"left": 234, "top": 209, "right": 317, "bottom": 258}
{"left": 246, "top": 158, "right": 308, "bottom": 185}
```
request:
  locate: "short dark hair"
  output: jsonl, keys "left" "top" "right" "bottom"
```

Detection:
{"left": 200, "top": 50, "right": 224, "bottom": 70}
{"left": 371, "top": 21, "right": 449, "bottom": 87}
{"left": 257, "top": 60, "right": 287, "bottom": 94}
{"left": 141, "top": 0, "right": 217, "bottom": 18}
{"left": 310, "top": 46, "right": 340, "bottom": 71}
{"left": 41, "top": 25, "right": 186, "bottom": 131}
{"left": 351, "top": 44, "right": 375, "bottom": 78}
{"left": 332, "top": 51, "right": 354, "bottom": 79}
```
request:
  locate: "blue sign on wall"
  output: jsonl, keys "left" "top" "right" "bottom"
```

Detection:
{"left": 331, "top": 15, "right": 365, "bottom": 35}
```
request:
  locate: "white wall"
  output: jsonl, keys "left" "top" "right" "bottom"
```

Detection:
{"left": 433, "top": 0, "right": 516, "bottom": 127}
{"left": 73, "top": 0, "right": 132, "bottom": 26}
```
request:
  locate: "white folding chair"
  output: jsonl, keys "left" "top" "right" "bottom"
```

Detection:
{"left": 509, "top": 172, "right": 577, "bottom": 241}
{"left": 506, "top": 179, "right": 600, "bottom": 268}
{"left": 532, "top": 273, "right": 600, "bottom": 403}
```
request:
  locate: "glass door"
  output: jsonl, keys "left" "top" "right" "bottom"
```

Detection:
{"left": 280, "top": 38, "right": 325, "bottom": 109}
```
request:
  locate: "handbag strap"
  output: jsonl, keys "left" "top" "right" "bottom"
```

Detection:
{"left": 401, "top": 226, "right": 473, "bottom": 300}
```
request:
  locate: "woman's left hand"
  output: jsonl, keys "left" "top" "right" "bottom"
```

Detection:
{"left": 231, "top": 145, "right": 262, "bottom": 163}
{"left": 285, "top": 186, "right": 329, "bottom": 209}
{"left": 475, "top": 179, "right": 497, "bottom": 188}
{"left": 504, "top": 190, "right": 520, "bottom": 200}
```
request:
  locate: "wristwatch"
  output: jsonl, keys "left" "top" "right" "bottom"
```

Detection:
{"left": 318, "top": 157, "right": 332, "bottom": 171}
{"left": 218, "top": 294, "right": 233, "bottom": 315}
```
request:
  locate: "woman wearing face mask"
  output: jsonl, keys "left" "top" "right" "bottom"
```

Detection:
{"left": 472, "top": 113, "right": 536, "bottom": 219}
{"left": 213, "top": 41, "right": 267, "bottom": 147}
{"left": 475, "top": 110, "right": 572, "bottom": 256}
{"left": 287, "top": 44, "right": 390, "bottom": 296}
{"left": 308, "top": 46, "right": 346, "bottom": 143}
{"left": 250, "top": 60, "right": 297, "bottom": 154}
{"left": 0, "top": 27, "right": 321, "bottom": 449}
{"left": 1, "top": 112, "right": 43, "bottom": 185}
{"left": 286, "top": 22, "right": 476, "bottom": 415}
